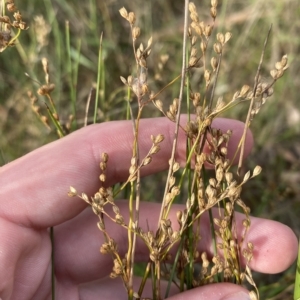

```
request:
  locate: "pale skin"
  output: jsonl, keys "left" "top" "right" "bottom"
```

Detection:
{"left": 0, "top": 117, "right": 297, "bottom": 300}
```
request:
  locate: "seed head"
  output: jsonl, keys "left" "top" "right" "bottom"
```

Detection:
{"left": 119, "top": 7, "right": 128, "bottom": 19}
{"left": 213, "top": 42, "right": 222, "bottom": 54}
{"left": 128, "top": 12, "right": 136, "bottom": 25}
{"left": 132, "top": 26, "right": 140, "bottom": 40}
{"left": 68, "top": 186, "right": 77, "bottom": 197}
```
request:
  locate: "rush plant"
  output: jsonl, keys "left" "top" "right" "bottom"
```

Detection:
{"left": 67, "top": 1, "right": 288, "bottom": 299}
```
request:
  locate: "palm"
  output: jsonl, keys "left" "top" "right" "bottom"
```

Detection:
{"left": 0, "top": 118, "right": 297, "bottom": 300}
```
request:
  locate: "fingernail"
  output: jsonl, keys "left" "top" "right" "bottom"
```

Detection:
{"left": 222, "top": 291, "right": 251, "bottom": 300}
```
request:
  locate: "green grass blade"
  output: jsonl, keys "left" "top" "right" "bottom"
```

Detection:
{"left": 65, "top": 21, "right": 77, "bottom": 129}
{"left": 93, "top": 33, "right": 103, "bottom": 124}
{"left": 294, "top": 238, "right": 300, "bottom": 300}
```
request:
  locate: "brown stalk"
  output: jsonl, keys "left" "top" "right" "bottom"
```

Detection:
{"left": 84, "top": 88, "right": 94, "bottom": 127}
{"left": 237, "top": 24, "right": 272, "bottom": 175}
{"left": 158, "top": 0, "right": 190, "bottom": 224}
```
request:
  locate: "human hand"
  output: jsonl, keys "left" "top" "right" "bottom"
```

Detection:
{"left": 0, "top": 117, "right": 297, "bottom": 300}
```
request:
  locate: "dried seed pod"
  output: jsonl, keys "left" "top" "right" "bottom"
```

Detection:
{"left": 119, "top": 7, "right": 128, "bottom": 19}
{"left": 97, "top": 221, "right": 105, "bottom": 231}
{"left": 189, "top": 56, "right": 198, "bottom": 67}
{"left": 209, "top": 178, "right": 217, "bottom": 187}
{"left": 127, "top": 75, "right": 133, "bottom": 86}
{"left": 172, "top": 162, "right": 180, "bottom": 172}
{"left": 154, "top": 134, "right": 164, "bottom": 144}
{"left": 191, "top": 35, "right": 197, "bottom": 46}
{"left": 147, "top": 36, "right": 153, "bottom": 48}
{"left": 204, "top": 24, "right": 212, "bottom": 37}
{"left": 99, "top": 174, "right": 106, "bottom": 182}
{"left": 210, "top": 6, "right": 217, "bottom": 19}
{"left": 132, "top": 26, "right": 140, "bottom": 40}
{"left": 200, "top": 41, "right": 206, "bottom": 52}
{"left": 166, "top": 111, "right": 176, "bottom": 121}
{"left": 143, "top": 156, "right": 152, "bottom": 166}
{"left": 68, "top": 186, "right": 77, "bottom": 197}
{"left": 141, "top": 83, "right": 149, "bottom": 95}
{"left": 225, "top": 172, "right": 233, "bottom": 183}
{"left": 215, "top": 97, "right": 225, "bottom": 111}
{"left": 171, "top": 186, "right": 180, "bottom": 196}
{"left": 168, "top": 175, "right": 176, "bottom": 188}
{"left": 176, "top": 210, "right": 183, "bottom": 223}
{"left": 211, "top": 0, "right": 218, "bottom": 7}
{"left": 120, "top": 76, "right": 127, "bottom": 85}
{"left": 224, "top": 32, "right": 232, "bottom": 43}
{"left": 190, "top": 12, "right": 199, "bottom": 23}
{"left": 216, "top": 166, "right": 224, "bottom": 182}
{"left": 101, "top": 152, "right": 109, "bottom": 163}
{"left": 194, "top": 25, "right": 202, "bottom": 36}
{"left": 191, "top": 46, "right": 197, "bottom": 57}
{"left": 233, "top": 91, "right": 240, "bottom": 100}
{"left": 188, "top": 2, "right": 197, "bottom": 13}
{"left": 115, "top": 214, "right": 124, "bottom": 224}
{"left": 211, "top": 56, "right": 218, "bottom": 71}
{"left": 247, "top": 242, "right": 254, "bottom": 251}
{"left": 139, "top": 57, "right": 147, "bottom": 68}
{"left": 154, "top": 99, "right": 163, "bottom": 111}
{"left": 270, "top": 69, "right": 278, "bottom": 79}
{"left": 131, "top": 156, "right": 137, "bottom": 166}
{"left": 280, "top": 54, "right": 288, "bottom": 68}
{"left": 204, "top": 69, "right": 211, "bottom": 82}
{"left": 217, "top": 33, "right": 225, "bottom": 44}
{"left": 81, "top": 193, "right": 90, "bottom": 203}
{"left": 150, "top": 145, "right": 160, "bottom": 155}
{"left": 213, "top": 42, "right": 222, "bottom": 54}
{"left": 7, "top": 3, "right": 17, "bottom": 12}
{"left": 19, "top": 21, "right": 27, "bottom": 30}
{"left": 0, "top": 15, "right": 10, "bottom": 23}
{"left": 252, "top": 165, "right": 262, "bottom": 177}
{"left": 213, "top": 218, "right": 221, "bottom": 227}
{"left": 220, "top": 147, "right": 227, "bottom": 156}
{"left": 275, "top": 61, "right": 282, "bottom": 70}
{"left": 240, "top": 85, "right": 250, "bottom": 97}
{"left": 276, "top": 69, "right": 285, "bottom": 79}
{"left": 128, "top": 12, "right": 136, "bottom": 25}
{"left": 129, "top": 165, "right": 137, "bottom": 175}
{"left": 13, "top": 11, "right": 22, "bottom": 21}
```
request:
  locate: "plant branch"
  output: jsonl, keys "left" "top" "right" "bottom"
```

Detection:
{"left": 158, "top": 0, "right": 189, "bottom": 224}
{"left": 237, "top": 24, "right": 272, "bottom": 175}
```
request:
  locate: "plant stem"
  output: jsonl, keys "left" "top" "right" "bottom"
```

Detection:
{"left": 94, "top": 32, "right": 103, "bottom": 124}
{"left": 238, "top": 25, "right": 272, "bottom": 175}
{"left": 65, "top": 21, "right": 77, "bottom": 129}
{"left": 158, "top": 0, "right": 189, "bottom": 224}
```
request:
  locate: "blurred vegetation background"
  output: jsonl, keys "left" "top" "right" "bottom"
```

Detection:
{"left": 0, "top": 0, "right": 299, "bottom": 298}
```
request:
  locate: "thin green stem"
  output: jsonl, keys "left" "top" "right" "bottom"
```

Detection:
{"left": 45, "top": 103, "right": 64, "bottom": 138}
{"left": 65, "top": 21, "right": 77, "bottom": 128}
{"left": 138, "top": 261, "right": 151, "bottom": 296}
{"left": 165, "top": 238, "right": 184, "bottom": 298}
{"left": 294, "top": 238, "right": 300, "bottom": 300}
{"left": 94, "top": 33, "right": 103, "bottom": 124}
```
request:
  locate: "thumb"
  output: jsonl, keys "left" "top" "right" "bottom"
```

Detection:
{"left": 167, "top": 283, "right": 251, "bottom": 300}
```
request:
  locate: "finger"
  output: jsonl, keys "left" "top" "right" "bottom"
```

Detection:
{"left": 77, "top": 276, "right": 178, "bottom": 300}
{"left": 78, "top": 278, "right": 250, "bottom": 300}
{"left": 167, "top": 283, "right": 251, "bottom": 300}
{"left": 0, "top": 117, "right": 253, "bottom": 228}
{"left": 54, "top": 202, "right": 297, "bottom": 284}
